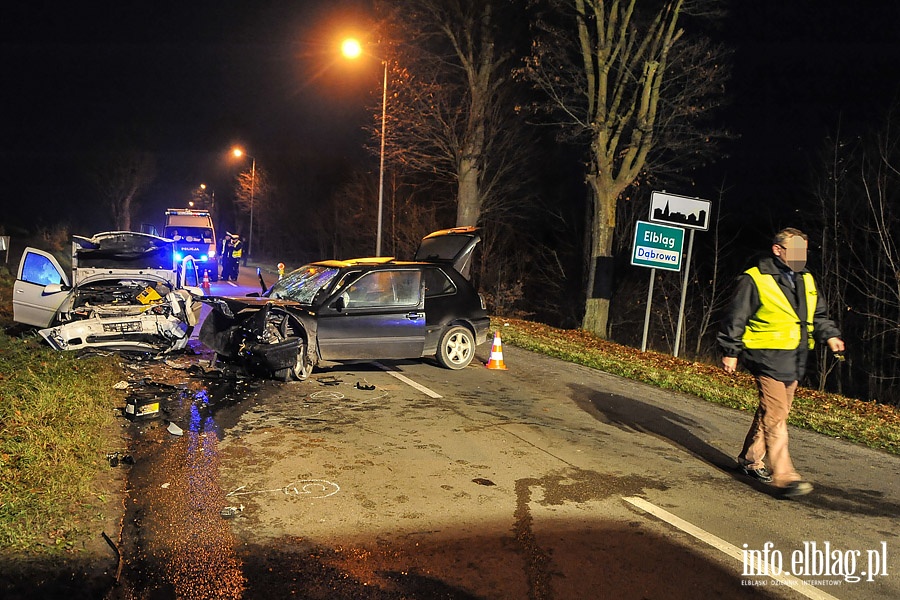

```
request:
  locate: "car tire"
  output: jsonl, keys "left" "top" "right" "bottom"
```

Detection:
{"left": 436, "top": 325, "right": 475, "bottom": 370}
{"left": 274, "top": 339, "right": 313, "bottom": 381}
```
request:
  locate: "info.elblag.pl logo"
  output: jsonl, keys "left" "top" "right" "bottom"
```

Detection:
{"left": 742, "top": 541, "right": 889, "bottom": 585}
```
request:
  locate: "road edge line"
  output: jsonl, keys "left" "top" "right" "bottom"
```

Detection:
{"left": 373, "top": 362, "right": 443, "bottom": 398}
{"left": 622, "top": 496, "right": 840, "bottom": 600}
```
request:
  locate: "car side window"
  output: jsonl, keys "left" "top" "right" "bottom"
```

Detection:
{"left": 344, "top": 270, "right": 421, "bottom": 307}
{"left": 21, "top": 252, "right": 63, "bottom": 286}
{"left": 423, "top": 267, "right": 456, "bottom": 298}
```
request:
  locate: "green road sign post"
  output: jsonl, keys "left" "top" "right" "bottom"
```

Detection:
{"left": 632, "top": 220, "right": 687, "bottom": 353}
{"left": 631, "top": 221, "right": 685, "bottom": 271}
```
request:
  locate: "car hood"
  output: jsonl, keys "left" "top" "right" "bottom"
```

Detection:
{"left": 72, "top": 231, "right": 179, "bottom": 286}
{"left": 413, "top": 227, "right": 481, "bottom": 279}
{"left": 200, "top": 295, "right": 302, "bottom": 318}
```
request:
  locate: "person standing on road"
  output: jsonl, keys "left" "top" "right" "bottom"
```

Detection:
{"left": 229, "top": 234, "right": 243, "bottom": 281}
{"left": 718, "top": 227, "right": 844, "bottom": 498}
{"left": 221, "top": 235, "right": 234, "bottom": 281}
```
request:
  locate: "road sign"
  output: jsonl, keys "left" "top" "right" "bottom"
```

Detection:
{"left": 631, "top": 221, "right": 684, "bottom": 272}
{"left": 649, "top": 191, "right": 711, "bottom": 231}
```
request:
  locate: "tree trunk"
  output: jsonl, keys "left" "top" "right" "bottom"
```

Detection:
{"left": 456, "top": 154, "right": 481, "bottom": 226}
{"left": 121, "top": 194, "right": 133, "bottom": 232}
{"left": 582, "top": 180, "right": 618, "bottom": 337}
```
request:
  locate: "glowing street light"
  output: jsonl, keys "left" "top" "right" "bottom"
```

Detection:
{"left": 341, "top": 38, "right": 362, "bottom": 59}
{"left": 231, "top": 147, "right": 256, "bottom": 259}
{"left": 342, "top": 37, "right": 387, "bottom": 257}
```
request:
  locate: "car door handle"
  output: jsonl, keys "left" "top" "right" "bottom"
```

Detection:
{"left": 406, "top": 312, "right": 422, "bottom": 320}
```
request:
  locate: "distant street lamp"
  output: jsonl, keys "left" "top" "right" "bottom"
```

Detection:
{"left": 231, "top": 147, "right": 256, "bottom": 259}
{"left": 196, "top": 183, "right": 215, "bottom": 212}
{"left": 342, "top": 37, "right": 387, "bottom": 257}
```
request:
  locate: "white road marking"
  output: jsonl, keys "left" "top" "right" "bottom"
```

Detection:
{"left": 373, "top": 362, "right": 443, "bottom": 398}
{"left": 623, "top": 496, "right": 841, "bottom": 600}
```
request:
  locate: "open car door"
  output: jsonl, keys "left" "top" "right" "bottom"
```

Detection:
{"left": 13, "top": 248, "right": 70, "bottom": 327}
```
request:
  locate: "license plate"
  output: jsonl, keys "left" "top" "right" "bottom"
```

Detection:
{"left": 103, "top": 321, "right": 143, "bottom": 333}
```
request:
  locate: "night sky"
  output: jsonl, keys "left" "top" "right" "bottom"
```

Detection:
{"left": 2, "top": 1, "right": 900, "bottom": 239}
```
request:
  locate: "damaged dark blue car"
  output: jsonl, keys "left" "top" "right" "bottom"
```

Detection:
{"left": 199, "top": 227, "right": 491, "bottom": 380}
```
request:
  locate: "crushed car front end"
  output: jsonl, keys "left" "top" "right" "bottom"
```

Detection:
{"left": 199, "top": 296, "right": 310, "bottom": 376}
{"left": 15, "top": 231, "right": 203, "bottom": 354}
{"left": 39, "top": 288, "right": 200, "bottom": 353}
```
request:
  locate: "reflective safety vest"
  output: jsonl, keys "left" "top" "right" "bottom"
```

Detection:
{"left": 231, "top": 242, "right": 243, "bottom": 258}
{"left": 742, "top": 267, "right": 817, "bottom": 350}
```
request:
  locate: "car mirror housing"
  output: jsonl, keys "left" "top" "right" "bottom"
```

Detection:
{"left": 333, "top": 295, "right": 346, "bottom": 312}
{"left": 43, "top": 283, "right": 67, "bottom": 295}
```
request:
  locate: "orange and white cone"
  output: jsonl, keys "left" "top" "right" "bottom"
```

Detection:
{"left": 485, "top": 331, "right": 508, "bottom": 370}
{"left": 201, "top": 270, "right": 211, "bottom": 290}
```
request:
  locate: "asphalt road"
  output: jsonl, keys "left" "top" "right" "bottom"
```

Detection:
{"left": 101, "top": 270, "right": 898, "bottom": 599}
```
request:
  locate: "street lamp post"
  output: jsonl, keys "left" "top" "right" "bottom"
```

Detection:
{"left": 376, "top": 61, "right": 386, "bottom": 257}
{"left": 231, "top": 148, "right": 256, "bottom": 259}
{"left": 342, "top": 37, "right": 386, "bottom": 257}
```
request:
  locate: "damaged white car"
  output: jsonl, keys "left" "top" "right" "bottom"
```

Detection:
{"left": 12, "top": 231, "right": 203, "bottom": 353}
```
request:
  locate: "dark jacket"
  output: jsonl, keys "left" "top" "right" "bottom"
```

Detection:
{"left": 718, "top": 256, "right": 841, "bottom": 383}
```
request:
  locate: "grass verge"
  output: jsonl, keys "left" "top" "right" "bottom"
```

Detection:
{"left": 494, "top": 317, "right": 900, "bottom": 456}
{"left": 0, "top": 267, "right": 124, "bottom": 558}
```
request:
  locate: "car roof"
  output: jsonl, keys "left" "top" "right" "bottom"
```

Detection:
{"left": 309, "top": 227, "right": 482, "bottom": 279}
{"left": 314, "top": 257, "right": 397, "bottom": 268}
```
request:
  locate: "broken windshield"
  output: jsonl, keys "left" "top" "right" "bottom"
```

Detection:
{"left": 267, "top": 265, "right": 339, "bottom": 305}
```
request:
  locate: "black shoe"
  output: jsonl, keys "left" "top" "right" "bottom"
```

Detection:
{"left": 780, "top": 481, "right": 813, "bottom": 497}
{"left": 740, "top": 466, "right": 773, "bottom": 483}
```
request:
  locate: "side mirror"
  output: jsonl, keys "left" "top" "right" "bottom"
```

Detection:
{"left": 43, "top": 283, "right": 65, "bottom": 295}
{"left": 333, "top": 294, "right": 347, "bottom": 312}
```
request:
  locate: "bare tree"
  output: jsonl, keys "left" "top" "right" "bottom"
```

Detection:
{"left": 376, "top": 0, "right": 537, "bottom": 227}
{"left": 89, "top": 147, "right": 156, "bottom": 232}
{"left": 848, "top": 130, "right": 900, "bottom": 403}
{"left": 690, "top": 186, "right": 735, "bottom": 357}
{"left": 810, "top": 128, "right": 852, "bottom": 393}
{"left": 811, "top": 110, "right": 900, "bottom": 404}
{"left": 233, "top": 165, "right": 271, "bottom": 254}
{"left": 522, "top": 0, "right": 730, "bottom": 337}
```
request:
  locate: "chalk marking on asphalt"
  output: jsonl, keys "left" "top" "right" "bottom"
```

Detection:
{"left": 374, "top": 362, "right": 442, "bottom": 398}
{"left": 227, "top": 480, "right": 340, "bottom": 499}
{"left": 623, "top": 496, "right": 841, "bottom": 600}
{"left": 310, "top": 391, "right": 345, "bottom": 400}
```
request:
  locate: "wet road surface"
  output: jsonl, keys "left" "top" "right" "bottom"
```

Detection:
{"left": 100, "top": 343, "right": 800, "bottom": 600}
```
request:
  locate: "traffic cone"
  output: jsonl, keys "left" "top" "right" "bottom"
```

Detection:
{"left": 485, "top": 331, "right": 508, "bottom": 370}
{"left": 201, "top": 270, "right": 211, "bottom": 290}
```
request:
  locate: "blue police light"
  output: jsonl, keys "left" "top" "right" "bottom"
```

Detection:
{"left": 174, "top": 251, "right": 184, "bottom": 261}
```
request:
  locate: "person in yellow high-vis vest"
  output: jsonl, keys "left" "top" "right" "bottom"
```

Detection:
{"left": 228, "top": 234, "right": 243, "bottom": 281}
{"left": 718, "top": 228, "right": 844, "bottom": 498}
